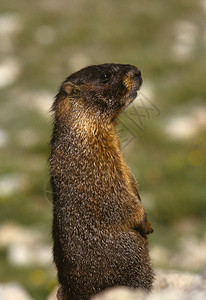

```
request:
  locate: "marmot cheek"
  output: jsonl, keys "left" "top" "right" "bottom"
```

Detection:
{"left": 123, "top": 76, "right": 134, "bottom": 90}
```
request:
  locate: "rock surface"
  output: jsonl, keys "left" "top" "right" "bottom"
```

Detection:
{"left": 0, "top": 282, "right": 34, "bottom": 300}
{"left": 92, "top": 270, "right": 206, "bottom": 300}
{"left": 0, "top": 222, "right": 52, "bottom": 267}
{"left": 48, "top": 269, "right": 206, "bottom": 300}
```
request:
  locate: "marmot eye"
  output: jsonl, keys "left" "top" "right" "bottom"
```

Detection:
{"left": 100, "top": 73, "right": 111, "bottom": 83}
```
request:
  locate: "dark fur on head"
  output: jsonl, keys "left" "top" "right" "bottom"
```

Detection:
{"left": 53, "top": 63, "right": 142, "bottom": 120}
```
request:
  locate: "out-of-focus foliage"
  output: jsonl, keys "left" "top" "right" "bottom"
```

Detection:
{"left": 0, "top": 0, "right": 205, "bottom": 298}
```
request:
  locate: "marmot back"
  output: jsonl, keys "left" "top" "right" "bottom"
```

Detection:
{"left": 49, "top": 63, "right": 154, "bottom": 300}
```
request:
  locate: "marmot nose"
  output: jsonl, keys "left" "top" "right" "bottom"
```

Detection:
{"left": 129, "top": 67, "right": 142, "bottom": 79}
{"left": 127, "top": 67, "right": 143, "bottom": 86}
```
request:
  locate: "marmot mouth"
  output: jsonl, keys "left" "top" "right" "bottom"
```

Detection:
{"left": 123, "top": 90, "right": 138, "bottom": 110}
{"left": 123, "top": 68, "right": 143, "bottom": 92}
{"left": 124, "top": 74, "right": 143, "bottom": 108}
{"left": 133, "top": 75, "right": 143, "bottom": 92}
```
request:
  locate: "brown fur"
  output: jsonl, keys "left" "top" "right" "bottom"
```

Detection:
{"left": 49, "top": 63, "right": 154, "bottom": 300}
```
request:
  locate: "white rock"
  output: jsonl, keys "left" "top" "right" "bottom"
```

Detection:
{"left": 147, "top": 290, "right": 186, "bottom": 300}
{"left": 0, "top": 13, "right": 21, "bottom": 35}
{"left": 8, "top": 243, "right": 52, "bottom": 267}
{"left": 165, "top": 115, "right": 197, "bottom": 139}
{"left": 92, "top": 286, "right": 140, "bottom": 300}
{"left": 92, "top": 285, "right": 204, "bottom": 300}
{"left": 19, "top": 89, "right": 53, "bottom": 117}
{"left": 0, "top": 174, "right": 27, "bottom": 197}
{"left": 0, "top": 223, "right": 42, "bottom": 247}
{"left": 0, "top": 14, "right": 22, "bottom": 52}
{"left": 0, "top": 58, "right": 21, "bottom": 88}
{"left": 0, "top": 282, "right": 34, "bottom": 300}
{"left": 151, "top": 245, "right": 171, "bottom": 267}
{"left": 172, "top": 236, "right": 206, "bottom": 271}
{"left": 0, "top": 222, "right": 52, "bottom": 267}
{"left": 92, "top": 270, "right": 206, "bottom": 300}
{"left": 164, "top": 105, "right": 206, "bottom": 140}
{"left": 172, "top": 21, "right": 198, "bottom": 60}
{"left": 155, "top": 269, "right": 203, "bottom": 290}
{"left": 34, "top": 90, "right": 54, "bottom": 115}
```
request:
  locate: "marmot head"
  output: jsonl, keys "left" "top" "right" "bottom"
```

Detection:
{"left": 54, "top": 63, "right": 142, "bottom": 121}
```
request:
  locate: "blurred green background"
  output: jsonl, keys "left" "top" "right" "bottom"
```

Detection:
{"left": 0, "top": 0, "right": 205, "bottom": 299}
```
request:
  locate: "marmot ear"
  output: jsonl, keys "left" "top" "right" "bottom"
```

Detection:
{"left": 63, "top": 82, "right": 81, "bottom": 98}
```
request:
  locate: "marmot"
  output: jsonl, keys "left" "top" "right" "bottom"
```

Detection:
{"left": 49, "top": 63, "right": 154, "bottom": 300}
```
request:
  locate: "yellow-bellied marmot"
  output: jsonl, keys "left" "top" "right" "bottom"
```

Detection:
{"left": 49, "top": 63, "right": 154, "bottom": 300}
